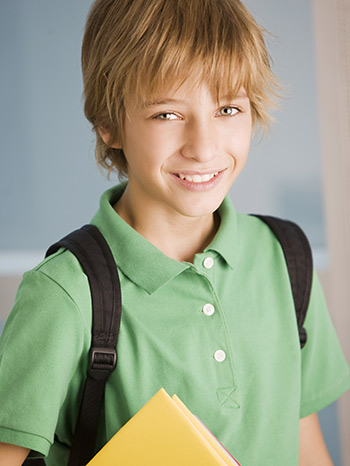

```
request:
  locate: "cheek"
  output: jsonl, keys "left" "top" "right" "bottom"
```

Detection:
{"left": 123, "top": 142, "right": 166, "bottom": 180}
{"left": 226, "top": 130, "right": 251, "bottom": 176}
{"left": 126, "top": 123, "right": 175, "bottom": 160}
{"left": 238, "top": 119, "right": 253, "bottom": 155}
{"left": 230, "top": 130, "right": 251, "bottom": 160}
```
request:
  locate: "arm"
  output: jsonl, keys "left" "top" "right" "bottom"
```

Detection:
{"left": 0, "top": 442, "right": 29, "bottom": 466}
{"left": 299, "top": 413, "right": 333, "bottom": 466}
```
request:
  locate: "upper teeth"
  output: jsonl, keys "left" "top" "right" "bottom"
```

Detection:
{"left": 178, "top": 172, "right": 219, "bottom": 183}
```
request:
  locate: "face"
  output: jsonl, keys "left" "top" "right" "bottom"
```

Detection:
{"left": 109, "top": 81, "right": 252, "bottom": 223}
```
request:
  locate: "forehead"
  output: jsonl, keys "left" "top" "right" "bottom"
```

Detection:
{"left": 126, "top": 69, "right": 248, "bottom": 109}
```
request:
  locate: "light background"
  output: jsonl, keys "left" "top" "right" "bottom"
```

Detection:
{"left": 0, "top": 1, "right": 346, "bottom": 465}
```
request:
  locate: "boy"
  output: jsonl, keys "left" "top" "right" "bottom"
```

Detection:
{"left": 0, "top": 0, "right": 348, "bottom": 465}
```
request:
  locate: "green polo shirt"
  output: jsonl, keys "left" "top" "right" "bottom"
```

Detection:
{"left": 0, "top": 183, "right": 348, "bottom": 466}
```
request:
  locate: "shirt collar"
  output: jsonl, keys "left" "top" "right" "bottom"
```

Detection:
{"left": 204, "top": 195, "right": 238, "bottom": 269}
{"left": 91, "top": 183, "right": 189, "bottom": 294}
{"left": 91, "top": 183, "right": 238, "bottom": 293}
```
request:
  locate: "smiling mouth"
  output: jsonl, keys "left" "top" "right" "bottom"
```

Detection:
{"left": 175, "top": 172, "right": 220, "bottom": 183}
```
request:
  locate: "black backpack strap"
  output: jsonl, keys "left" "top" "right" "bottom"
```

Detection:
{"left": 23, "top": 460, "right": 46, "bottom": 465}
{"left": 43, "top": 224, "right": 121, "bottom": 466}
{"left": 252, "top": 215, "right": 313, "bottom": 348}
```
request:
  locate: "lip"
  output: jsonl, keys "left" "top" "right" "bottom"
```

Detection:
{"left": 170, "top": 169, "right": 226, "bottom": 192}
{"left": 172, "top": 169, "right": 222, "bottom": 176}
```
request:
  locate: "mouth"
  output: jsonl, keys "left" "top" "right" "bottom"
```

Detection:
{"left": 170, "top": 169, "right": 226, "bottom": 192}
{"left": 174, "top": 171, "right": 221, "bottom": 183}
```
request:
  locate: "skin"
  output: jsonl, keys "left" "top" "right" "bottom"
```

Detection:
{"left": 0, "top": 81, "right": 334, "bottom": 465}
{"left": 299, "top": 413, "right": 333, "bottom": 465}
{"left": 102, "top": 81, "right": 252, "bottom": 262}
{"left": 0, "top": 443, "right": 29, "bottom": 465}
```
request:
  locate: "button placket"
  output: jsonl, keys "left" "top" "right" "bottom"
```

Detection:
{"left": 192, "top": 264, "right": 240, "bottom": 408}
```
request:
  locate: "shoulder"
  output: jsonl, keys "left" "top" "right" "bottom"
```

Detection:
{"left": 10, "top": 248, "right": 92, "bottom": 338}
{"left": 235, "top": 212, "right": 285, "bottom": 263}
{"left": 32, "top": 248, "right": 90, "bottom": 308}
{"left": 236, "top": 212, "right": 289, "bottom": 242}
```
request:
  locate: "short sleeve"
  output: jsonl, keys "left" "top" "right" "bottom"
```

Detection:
{"left": 299, "top": 272, "right": 349, "bottom": 418}
{"left": 0, "top": 269, "right": 85, "bottom": 456}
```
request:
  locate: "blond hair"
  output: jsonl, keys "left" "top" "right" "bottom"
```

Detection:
{"left": 82, "top": 0, "right": 280, "bottom": 177}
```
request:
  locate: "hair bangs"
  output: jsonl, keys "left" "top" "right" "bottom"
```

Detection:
{"left": 121, "top": 1, "right": 255, "bottom": 108}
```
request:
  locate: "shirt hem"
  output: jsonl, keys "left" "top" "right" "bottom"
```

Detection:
{"left": 300, "top": 372, "right": 350, "bottom": 418}
{"left": 0, "top": 425, "right": 51, "bottom": 457}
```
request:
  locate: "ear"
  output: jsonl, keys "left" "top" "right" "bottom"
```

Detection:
{"left": 97, "top": 127, "right": 121, "bottom": 149}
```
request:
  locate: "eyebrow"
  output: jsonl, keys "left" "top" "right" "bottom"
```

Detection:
{"left": 142, "top": 92, "right": 249, "bottom": 108}
{"left": 141, "top": 98, "right": 182, "bottom": 108}
{"left": 221, "top": 91, "right": 249, "bottom": 101}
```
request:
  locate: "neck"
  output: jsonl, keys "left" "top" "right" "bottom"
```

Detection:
{"left": 114, "top": 188, "right": 219, "bottom": 262}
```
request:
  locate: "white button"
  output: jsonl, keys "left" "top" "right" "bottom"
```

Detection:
{"left": 203, "top": 257, "right": 214, "bottom": 269}
{"left": 214, "top": 350, "right": 226, "bottom": 362}
{"left": 203, "top": 303, "right": 215, "bottom": 316}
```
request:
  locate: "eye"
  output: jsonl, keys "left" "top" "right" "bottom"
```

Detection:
{"left": 154, "top": 112, "right": 180, "bottom": 120}
{"left": 217, "top": 106, "right": 240, "bottom": 117}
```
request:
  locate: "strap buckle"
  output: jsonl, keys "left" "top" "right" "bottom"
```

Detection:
{"left": 89, "top": 347, "right": 117, "bottom": 380}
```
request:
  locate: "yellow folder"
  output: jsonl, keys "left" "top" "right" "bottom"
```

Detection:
{"left": 87, "top": 388, "right": 241, "bottom": 465}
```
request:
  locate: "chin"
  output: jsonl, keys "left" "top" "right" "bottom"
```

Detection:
{"left": 177, "top": 197, "right": 224, "bottom": 219}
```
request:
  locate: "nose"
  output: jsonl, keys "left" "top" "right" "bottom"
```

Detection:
{"left": 180, "top": 119, "right": 218, "bottom": 163}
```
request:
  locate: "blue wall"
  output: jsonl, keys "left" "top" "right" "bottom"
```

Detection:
{"left": 0, "top": 1, "right": 342, "bottom": 464}
{"left": 0, "top": 0, "right": 113, "bottom": 249}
